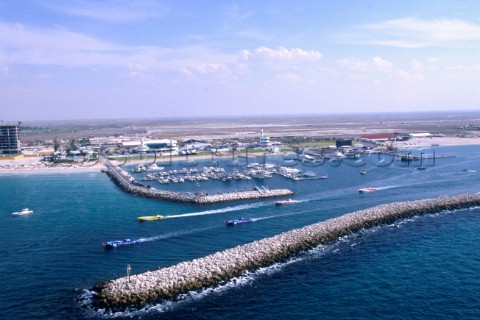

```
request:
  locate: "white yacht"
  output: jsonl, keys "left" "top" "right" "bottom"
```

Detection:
{"left": 12, "top": 208, "right": 33, "bottom": 216}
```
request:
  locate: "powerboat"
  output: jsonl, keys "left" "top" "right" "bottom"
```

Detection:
{"left": 138, "top": 215, "right": 164, "bottom": 221}
{"left": 12, "top": 208, "right": 33, "bottom": 216}
{"left": 275, "top": 199, "right": 301, "bottom": 205}
{"left": 358, "top": 187, "right": 377, "bottom": 193}
{"left": 102, "top": 238, "right": 139, "bottom": 248}
{"left": 225, "top": 217, "right": 253, "bottom": 226}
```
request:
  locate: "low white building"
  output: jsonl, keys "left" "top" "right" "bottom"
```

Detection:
{"left": 121, "top": 139, "right": 179, "bottom": 154}
{"left": 409, "top": 133, "right": 432, "bottom": 138}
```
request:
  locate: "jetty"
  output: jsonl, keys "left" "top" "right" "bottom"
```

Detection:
{"left": 102, "top": 157, "right": 293, "bottom": 204}
{"left": 92, "top": 192, "right": 480, "bottom": 311}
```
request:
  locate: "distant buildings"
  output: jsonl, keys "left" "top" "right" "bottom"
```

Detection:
{"left": 120, "top": 138, "right": 179, "bottom": 154}
{"left": 360, "top": 133, "right": 396, "bottom": 141}
{"left": 259, "top": 130, "right": 271, "bottom": 149}
{"left": 0, "top": 124, "right": 21, "bottom": 155}
{"left": 335, "top": 139, "right": 353, "bottom": 149}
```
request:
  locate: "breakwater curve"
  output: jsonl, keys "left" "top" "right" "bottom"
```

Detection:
{"left": 91, "top": 193, "right": 480, "bottom": 310}
{"left": 101, "top": 157, "right": 293, "bottom": 204}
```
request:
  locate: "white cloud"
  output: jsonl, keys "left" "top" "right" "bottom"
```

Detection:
{"left": 183, "top": 63, "right": 231, "bottom": 76}
{"left": 0, "top": 21, "right": 239, "bottom": 79}
{"left": 343, "top": 17, "right": 480, "bottom": 48}
{"left": 372, "top": 56, "right": 392, "bottom": 69}
{"left": 412, "top": 59, "right": 422, "bottom": 69}
{"left": 277, "top": 73, "right": 303, "bottom": 82}
{"left": 241, "top": 46, "right": 322, "bottom": 62}
{"left": 0, "top": 21, "right": 129, "bottom": 68}
{"left": 338, "top": 58, "right": 368, "bottom": 72}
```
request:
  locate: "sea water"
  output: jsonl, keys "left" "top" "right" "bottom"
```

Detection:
{"left": 1, "top": 145, "right": 480, "bottom": 319}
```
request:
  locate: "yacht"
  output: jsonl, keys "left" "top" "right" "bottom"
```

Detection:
{"left": 12, "top": 208, "right": 33, "bottom": 216}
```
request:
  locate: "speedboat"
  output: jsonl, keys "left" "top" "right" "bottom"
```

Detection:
{"left": 358, "top": 187, "right": 377, "bottom": 193}
{"left": 102, "top": 238, "right": 139, "bottom": 248}
{"left": 12, "top": 208, "right": 33, "bottom": 216}
{"left": 360, "top": 170, "right": 367, "bottom": 175}
{"left": 275, "top": 199, "right": 300, "bottom": 206}
{"left": 225, "top": 217, "right": 253, "bottom": 226}
{"left": 138, "top": 215, "right": 164, "bottom": 221}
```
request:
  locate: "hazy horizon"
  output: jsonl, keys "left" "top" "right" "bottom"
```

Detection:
{"left": 4, "top": 109, "right": 478, "bottom": 127}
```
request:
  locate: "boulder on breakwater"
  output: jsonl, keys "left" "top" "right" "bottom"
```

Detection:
{"left": 103, "top": 160, "right": 293, "bottom": 204}
{"left": 92, "top": 193, "right": 480, "bottom": 311}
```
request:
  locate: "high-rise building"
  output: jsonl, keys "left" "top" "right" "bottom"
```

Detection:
{"left": 0, "top": 124, "right": 21, "bottom": 155}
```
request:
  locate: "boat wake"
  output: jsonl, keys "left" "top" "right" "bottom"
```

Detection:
{"left": 253, "top": 208, "right": 313, "bottom": 221}
{"left": 138, "top": 226, "right": 216, "bottom": 243}
{"left": 165, "top": 203, "right": 269, "bottom": 219}
{"left": 374, "top": 185, "right": 397, "bottom": 191}
{"left": 80, "top": 209, "right": 466, "bottom": 319}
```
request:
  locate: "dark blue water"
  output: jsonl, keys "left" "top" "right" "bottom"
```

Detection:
{"left": 1, "top": 145, "right": 480, "bottom": 319}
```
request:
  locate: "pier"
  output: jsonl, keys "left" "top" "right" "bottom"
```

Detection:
{"left": 92, "top": 192, "right": 480, "bottom": 310}
{"left": 102, "top": 157, "right": 293, "bottom": 204}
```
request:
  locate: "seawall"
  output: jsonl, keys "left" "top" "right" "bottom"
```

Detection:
{"left": 92, "top": 193, "right": 480, "bottom": 310}
{"left": 103, "top": 159, "right": 293, "bottom": 204}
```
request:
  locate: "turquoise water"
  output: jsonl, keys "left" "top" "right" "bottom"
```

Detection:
{"left": 1, "top": 145, "right": 480, "bottom": 319}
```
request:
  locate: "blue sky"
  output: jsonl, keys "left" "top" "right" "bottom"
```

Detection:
{"left": 1, "top": 1, "right": 480, "bottom": 121}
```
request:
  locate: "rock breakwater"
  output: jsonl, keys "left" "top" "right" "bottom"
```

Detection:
{"left": 92, "top": 193, "right": 480, "bottom": 311}
{"left": 103, "top": 159, "right": 293, "bottom": 204}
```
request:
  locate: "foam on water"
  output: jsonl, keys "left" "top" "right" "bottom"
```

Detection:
{"left": 138, "top": 226, "right": 217, "bottom": 242}
{"left": 165, "top": 202, "right": 269, "bottom": 219}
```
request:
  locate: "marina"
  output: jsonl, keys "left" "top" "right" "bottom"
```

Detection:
{"left": 102, "top": 156, "right": 294, "bottom": 204}
{"left": 2, "top": 144, "right": 480, "bottom": 320}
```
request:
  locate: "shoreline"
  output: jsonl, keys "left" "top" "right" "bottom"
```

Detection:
{"left": 1, "top": 136, "right": 479, "bottom": 174}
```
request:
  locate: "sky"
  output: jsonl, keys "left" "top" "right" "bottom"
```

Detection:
{"left": 1, "top": 0, "right": 480, "bottom": 121}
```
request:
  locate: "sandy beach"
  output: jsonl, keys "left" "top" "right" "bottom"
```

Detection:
{"left": 0, "top": 157, "right": 105, "bottom": 174}
{"left": 1, "top": 136, "right": 479, "bottom": 174}
{"left": 393, "top": 136, "right": 480, "bottom": 148}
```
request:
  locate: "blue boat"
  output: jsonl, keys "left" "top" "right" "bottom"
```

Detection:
{"left": 225, "top": 217, "right": 253, "bottom": 226}
{"left": 102, "top": 237, "right": 139, "bottom": 248}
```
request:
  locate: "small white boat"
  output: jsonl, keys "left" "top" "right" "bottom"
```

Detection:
{"left": 303, "top": 171, "right": 317, "bottom": 177}
{"left": 12, "top": 208, "right": 33, "bottom": 216}
{"left": 358, "top": 187, "right": 377, "bottom": 193}
{"left": 275, "top": 199, "right": 301, "bottom": 206}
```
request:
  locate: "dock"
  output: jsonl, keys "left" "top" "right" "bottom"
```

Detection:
{"left": 92, "top": 192, "right": 480, "bottom": 310}
{"left": 102, "top": 157, "right": 293, "bottom": 204}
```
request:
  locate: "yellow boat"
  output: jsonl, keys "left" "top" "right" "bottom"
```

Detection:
{"left": 137, "top": 215, "right": 165, "bottom": 221}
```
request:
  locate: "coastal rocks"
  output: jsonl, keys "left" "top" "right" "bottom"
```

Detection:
{"left": 103, "top": 159, "right": 293, "bottom": 204}
{"left": 92, "top": 192, "right": 480, "bottom": 311}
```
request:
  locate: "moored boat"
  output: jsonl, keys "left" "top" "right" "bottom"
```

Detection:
{"left": 358, "top": 187, "right": 377, "bottom": 193}
{"left": 225, "top": 217, "right": 253, "bottom": 226}
{"left": 12, "top": 208, "right": 33, "bottom": 216}
{"left": 275, "top": 199, "right": 301, "bottom": 205}
{"left": 102, "top": 238, "right": 139, "bottom": 248}
{"left": 138, "top": 215, "right": 164, "bottom": 221}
